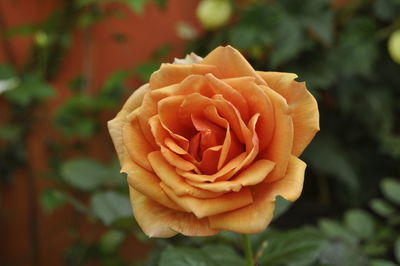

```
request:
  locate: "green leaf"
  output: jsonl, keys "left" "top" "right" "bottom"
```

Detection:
{"left": 135, "top": 61, "right": 160, "bottom": 82}
{"left": 98, "top": 70, "right": 129, "bottom": 106}
{"left": 344, "top": 209, "right": 375, "bottom": 240}
{"left": 381, "top": 178, "right": 400, "bottom": 205}
{"left": 61, "top": 158, "right": 109, "bottom": 191}
{"left": 319, "top": 219, "right": 358, "bottom": 244}
{"left": 0, "top": 125, "right": 22, "bottom": 142}
{"left": 201, "top": 244, "right": 245, "bottom": 266}
{"left": 319, "top": 238, "right": 368, "bottom": 266}
{"left": 40, "top": 189, "right": 66, "bottom": 213}
{"left": 99, "top": 230, "right": 126, "bottom": 253}
{"left": 302, "top": 10, "right": 334, "bottom": 45}
{"left": 5, "top": 24, "right": 39, "bottom": 37}
{"left": 4, "top": 75, "right": 54, "bottom": 106}
{"left": 159, "top": 246, "right": 217, "bottom": 266}
{"left": 395, "top": 237, "right": 400, "bottom": 264}
{"left": 259, "top": 227, "right": 327, "bottom": 266}
{"left": 370, "top": 198, "right": 396, "bottom": 217}
{"left": 270, "top": 16, "right": 306, "bottom": 67}
{"left": 90, "top": 191, "right": 132, "bottom": 225}
{"left": 0, "top": 64, "right": 16, "bottom": 79}
{"left": 369, "top": 259, "right": 399, "bottom": 266}
{"left": 303, "top": 134, "right": 359, "bottom": 191}
{"left": 127, "top": 0, "right": 149, "bottom": 13}
{"left": 54, "top": 95, "right": 98, "bottom": 138}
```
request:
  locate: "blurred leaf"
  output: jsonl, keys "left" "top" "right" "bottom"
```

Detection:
{"left": 40, "top": 189, "right": 66, "bottom": 213}
{"left": 68, "top": 76, "right": 87, "bottom": 93}
{"left": 303, "top": 10, "right": 334, "bottom": 45}
{"left": 127, "top": 0, "right": 149, "bottom": 13}
{"left": 5, "top": 24, "right": 39, "bottom": 37}
{"left": 98, "top": 70, "right": 129, "bottom": 106}
{"left": 319, "top": 238, "right": 367, "bottom": 266}
{"left": 370, "top": 198, "right": 396, "bottom": 217}
{"left": 319, "top": 219, "right": 358, "bottom": 244}
{"left": 269, "top": 16, "right": 305, "bottom": 67}
{"left": 54, "top": 95, "right": 98, "bottom": 138}
{"left": 273, "top": 196, "right": 292, "bottom": 220}
{"left": 201, "top": 244, "right": 245, "bottom": 266}
{"left": 159, "top": 246, "right": 217, "bottom": 266}
{"left": 381, "top": 178, "right": 400, "bottom": 205}
{"left": 304, "top": 134, "right": 359, "bottom": 191}
{"left": 90, "top": 191, "right": 132, "bottom": 225}
{"left": 0, "top": 125, "right": 22, "bottom": 142}
{"left": 344, "top": 209, "right": 375, "bottom": 239}
{"left": 369, "top": 259, "right": 399, "bottom": 266}
{"left": 99, "top": 230, "right": 126, "bottom": 253}
{"left": 61, "top": 158, "right": 109, "bottom": 191}
{"left": 4, "top": 75, "right": 54, "bottom": 106}
{"left": 331, "top": 17, "right": 378, "bottom": 76}
{"left": 374, "top": 0, "right": 400, "bottom": 21}
{"left": 259, "top": 227, "right": 327, "bottom": 266}
{"left": 152, "top": 0, "right": 167, "bottom": 9}
{"left": 395, "top": 237, "right": 400, "bottom": 263}
{"left": 135, "top": 61, "right": 160, "bottom": 82}
{"left": 0, "top": 64, "right": 16, "bottom": 79}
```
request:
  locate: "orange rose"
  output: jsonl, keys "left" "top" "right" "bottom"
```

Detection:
{"left": 108, "top": 46, "right": 319, "bottom": 237}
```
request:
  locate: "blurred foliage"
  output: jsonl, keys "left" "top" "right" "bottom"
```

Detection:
{"left": 1, "top": 0, "right": 400, "bottom": 265}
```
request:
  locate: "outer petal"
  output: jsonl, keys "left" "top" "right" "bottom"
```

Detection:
{"left": 129, "top": 188, "right": 219, "bottom": 238}
{"left": 122, "top": 115, "right": 154, "bottom": 172}
{"left": 108, "top": 84, "right": 148, "bottom": 167}
{"left": 160, "top": 183, "right": 253, "bottom": 219}
{"left": 149, "top": 64, "right": 220, "bottom": 90}
{"left": 200, "top": 46, "right": 267, "bottom": 85}
{"left": 258, "top": 71, "right": 320, "bottom": 156}
{"left": 208, "top": 156, "right": 305, "bottom": 233}
{"left": 260, "top": 86, "right": 293, "bottom": 182}
{"left": 123, "top": 159, "right": 183, "bottom": 211}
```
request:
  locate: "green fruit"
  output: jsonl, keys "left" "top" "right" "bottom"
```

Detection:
{"left": 196, "top": 0, "right": 232, "bottom": 30}
{"left": 388, "top": 29, "right": 400, "bottom": 64}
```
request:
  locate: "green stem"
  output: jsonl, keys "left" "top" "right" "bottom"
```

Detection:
{"left": 242, "top": 234, "right": 254, "bottom": 266}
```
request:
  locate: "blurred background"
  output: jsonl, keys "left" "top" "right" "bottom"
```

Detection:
{"left": 0, "top": 0, "right": 400, "bottom": 265}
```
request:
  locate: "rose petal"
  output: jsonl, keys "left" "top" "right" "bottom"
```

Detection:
{"left": 211, "top": 94, "right": 251, "bottom": 145}
{"left": 208, "top": 156, "right": 305, "bottom": 233}
{"left": 149, "top": 64, "right": 220, "bottom": 90}
{"left": 148, "top": 151, "right": 221, "bottom": 198}
{"left": 200, "top": 45, "right": 266, "bottom": 85}
{"left": 135, "top": 92, "right": 159, "bottom": 146}
{"left": 176, "top": 152, "right": 247, "bottom": 182}
{"left": 204, "top": 73, "right": 249, "bottom": 121}
{"left": 187, "top": 159, "right": 275, "bottom": 193}
{"left": 122, "top": 115, "right": 154, "bottom": 171}
{"left": 160, "top": 182, "right": 253, "bottom": 219}
{"left": 258, "top": 71, "right": 320, "bottom": 156}
{"left": 263, "top": 155, "right": 306, "bottom": 201}
{"left": 259, "top": 85, "right": 293, "bottom": 182}
{"left": 177, "top": 113, "right": 259, "bottom": 182}
{"left": 199, "top": 145, "right": 222, "bottom": 174}
{"left": 123, "top": 159, "right": 183, "bottom": 211}
{"left": 129, "top": 188, "right": 219, "bottom": 237}
{"left": 158, "top": 95, "right": 195, "bottom": 138}
{"left": 223, "top": 77, "right": 275, "bottom": 151}
{"left": 108, "top": 84, "right": 149, "bottom": 166}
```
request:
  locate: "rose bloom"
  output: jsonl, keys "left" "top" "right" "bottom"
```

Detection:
{"left": 108, "top": 46, "right": 319, "bottom": 237}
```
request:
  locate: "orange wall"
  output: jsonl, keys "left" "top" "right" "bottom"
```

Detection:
{"left": 0, "top": 0, "right": 201, "bottom": 265}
